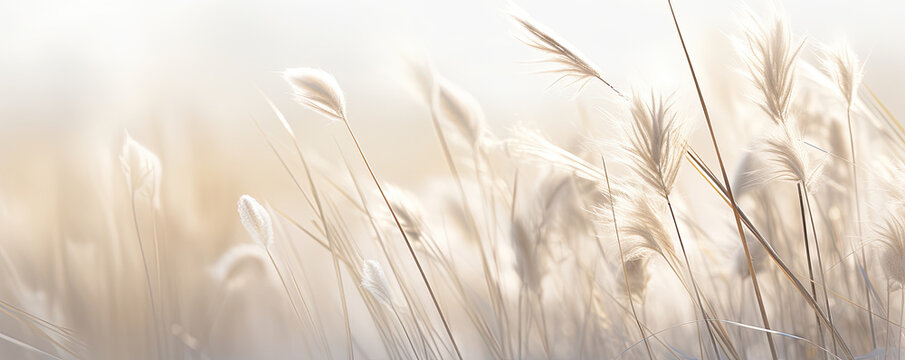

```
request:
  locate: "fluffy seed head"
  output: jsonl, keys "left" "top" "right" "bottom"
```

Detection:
{"left": 120, "top": 131, "right": 162, "bottom": 208}
{"left": 361, "top": 260, "right": 393, "bottom": 307}
{"left": 510, "top": 216, "right": 547, "bottom": 293}
{"left": 875, "top": 209, "right": 905, "bottom": 288}
{"left": 741, "top": 15, "right": 804, "bottom": 125}
{"left": 731, "top": 151, "right": 772, "bottom": 198}
{"left": 619, "top": 193, "right": 677, "bottom": 266}
{"left": 754, "top": 125, "right": 823, "bottom": 189}
{"left": 820, "top": 43, "right": 863, "bottom": 107}
{"left": 384, "top": 186, "right": 429, "bottom": 243}
{"left": 284, "top": 67, "right": 347, "bottom": 122}
{"left": 622, "top": 93, "right": 686, "bottom": 198}
{"left": 237, "top": 195, "right": 274, "bottom": 248}
{"left": 409, "top": 60, "right": 488, "bottom": 146}
{"left": 509, "top": 3, "right": 622, "bottom": 96}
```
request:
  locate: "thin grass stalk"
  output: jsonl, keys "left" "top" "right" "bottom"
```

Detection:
{"left": 587, "top": 269, "right": 685, "bottom": 360}
{"left": 0, "top": 301, "right": 80, "bottom": 342}
{"left": 886, "top": 281, "right": 892, "bottom": 360}
{"left": 517, "top": 283, "right": 525, "bottom": 359}
{"left": 535, "top": 292, "right": 552, "bottom": 359}
{"left": 282, "top": 264, "right": 320, "bottom": 358}
{"left": 618, "top": 319, "right": 846, "bottom": 360}
{"left": 865, "top": 85, "right": 905, "bottom": 142}
{"left": 255, "top": 115, "right": 352, "bottom": 358}
{"left": 665, "top": 2, "right": 776, "bottom": 357}
{"left": 509, "top": 171, "right": 526, "bottom": 360}
{"left": 263, "top": 249, "right": 311, "bottom": 344}
{"left": 148, "top": 199, "right": 165, "bottom": 358}
{"left": 896, "top": 288, "right": 905, "bottom": 357}
{"left": 396, "top": 208, "right": 503, "bottom": 357}
{"left": 284, "top": 68, "right": 461, "bottom": 352}
{"left": 602, "top": 159, "right": 654, "bottom": 360}
{"left": 252, "top": 119, "right": 318, "bottom": 217}
{"left": 577, "top": 262, "right": 596, "bottom": 360}
{"left": 426, "top": 95, "right": 508, "bottom": 356}
{"left": 685, "top": 148, "right": 855, "bottom": 359}
{"left": 470, "top": 149, "right": 511, "bottom": 349}
{"left": 805, "top": 185, "right": 838, "bottom": 355}
{"left": 845, "top": 105, "right": 877, "bottom": 349}
{"left": 283, "top": 241, "right": 332, "bottom": 358}
{"left": 798, "top": 183, "right": 827, "bottom": 353}
{"left": 651, "top": 251, "right": 724, "bottom": 357}
{"left": 128, "top": 188, "right": 162, "bottom": 360}
{"left": 277, "top": 206, "right": 448, "bottom": 360}
{"left": 294, "top": 141, "right": 354, "bottom": 360}
{"left": 339, "top": 118, "right": 464, "bottom": 360}
{"left": 337, "top": 150, "right": 432, "bottom": 359}
{"left": 0, "top": 302, "right": 81, "bottom": 358}
{"left": 387, "top": 303, "right": 418, "bottom": 360}
{"left": 665, "top": 197, "right": 720, "bottom": 359}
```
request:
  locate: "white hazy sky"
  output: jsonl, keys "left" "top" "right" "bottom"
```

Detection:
{"left": 1, "top": 0, "right": 902, "bottom": 182}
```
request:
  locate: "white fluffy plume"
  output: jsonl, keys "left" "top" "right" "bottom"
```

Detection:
{"left": 622, "top": 93, "right": 686, "bottom": 198}
{"left": 754, "top": 125, "right": 823, "bottom": 189}
{"left": 820, "top": 43, "right": 864, "bottom": 107}
{"left": 741, "top": 15, "right": 804, "bottom": 125}
{"left": 619, "top": 193, "right": 677, "bottom": 266}
{"left": 284, "top": 67, "right": 347, "bottom": 121}
{"left": 361, "top": 260, "right": 393, "bottom": 307}
{"left": 384, "top": 186, "right": 429, "bottom": 243}
{"left": 237, "top": 195, "right": 274, "bottom": 248}
{"left": 409, "top": 59, "right": 489, "bottom": 146}
{"left": 509, "top": 3, "right": 622, "bottom": 96}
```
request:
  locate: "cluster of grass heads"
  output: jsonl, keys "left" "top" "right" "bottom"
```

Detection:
{"left": 2, "top": 1, "right": 905, "bottom": 359}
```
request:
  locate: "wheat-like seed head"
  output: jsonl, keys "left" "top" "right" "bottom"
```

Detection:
{"left": 731, "top": 151, "right": 772, "bottom": 198}
{"left": 754, "top": 125, "right": 823, "bottom": 189}
{"left": 361, "top": 260, "right": 393, "bottom": 308}
{"left": 510, "top": 216, "right": 546, "bottom": 293}
{"left": 237, "top": 195, "right": 274, "bottom": 248}
{"left": 875, "top": 209, "right": 905, "bottom": 288}
{"left": 384, "top": 186, "right": 429, "bottom": 243}
{"left": 509, "top": 3, "right": 622, "bottom": 97}
{"left": 120, "top": 131, "right": 162, "bottom": 208}
{"left": 409, "top": 60, "right": 489, "bottom": 146}
{"left": 741, "top": 15, "right": 804, "bottom": 125}
{"left": 284, "top": 67, "right": 347, "bottom": 122}
{"left": 619, "top": 193, "right": 678, "bottom": 267}
{"left": 622, "top": 93, "right": 686, "bottom": 198}
{"left": 819, "top": 43, "right": 863, "bottom": 108}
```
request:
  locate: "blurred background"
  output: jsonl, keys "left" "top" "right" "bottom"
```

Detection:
{"left": 0, "top": 0, "right": 902, "bottom": 358}
{"left": 1, "top": 0, "right": 902, "bottom": 181}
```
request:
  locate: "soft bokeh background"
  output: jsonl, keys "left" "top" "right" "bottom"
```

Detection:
{"left": 0, "top": 0, "right": 903, "bottom": 358}
{"left": 2, "top": 0, "right": 903, "bottom": 175}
